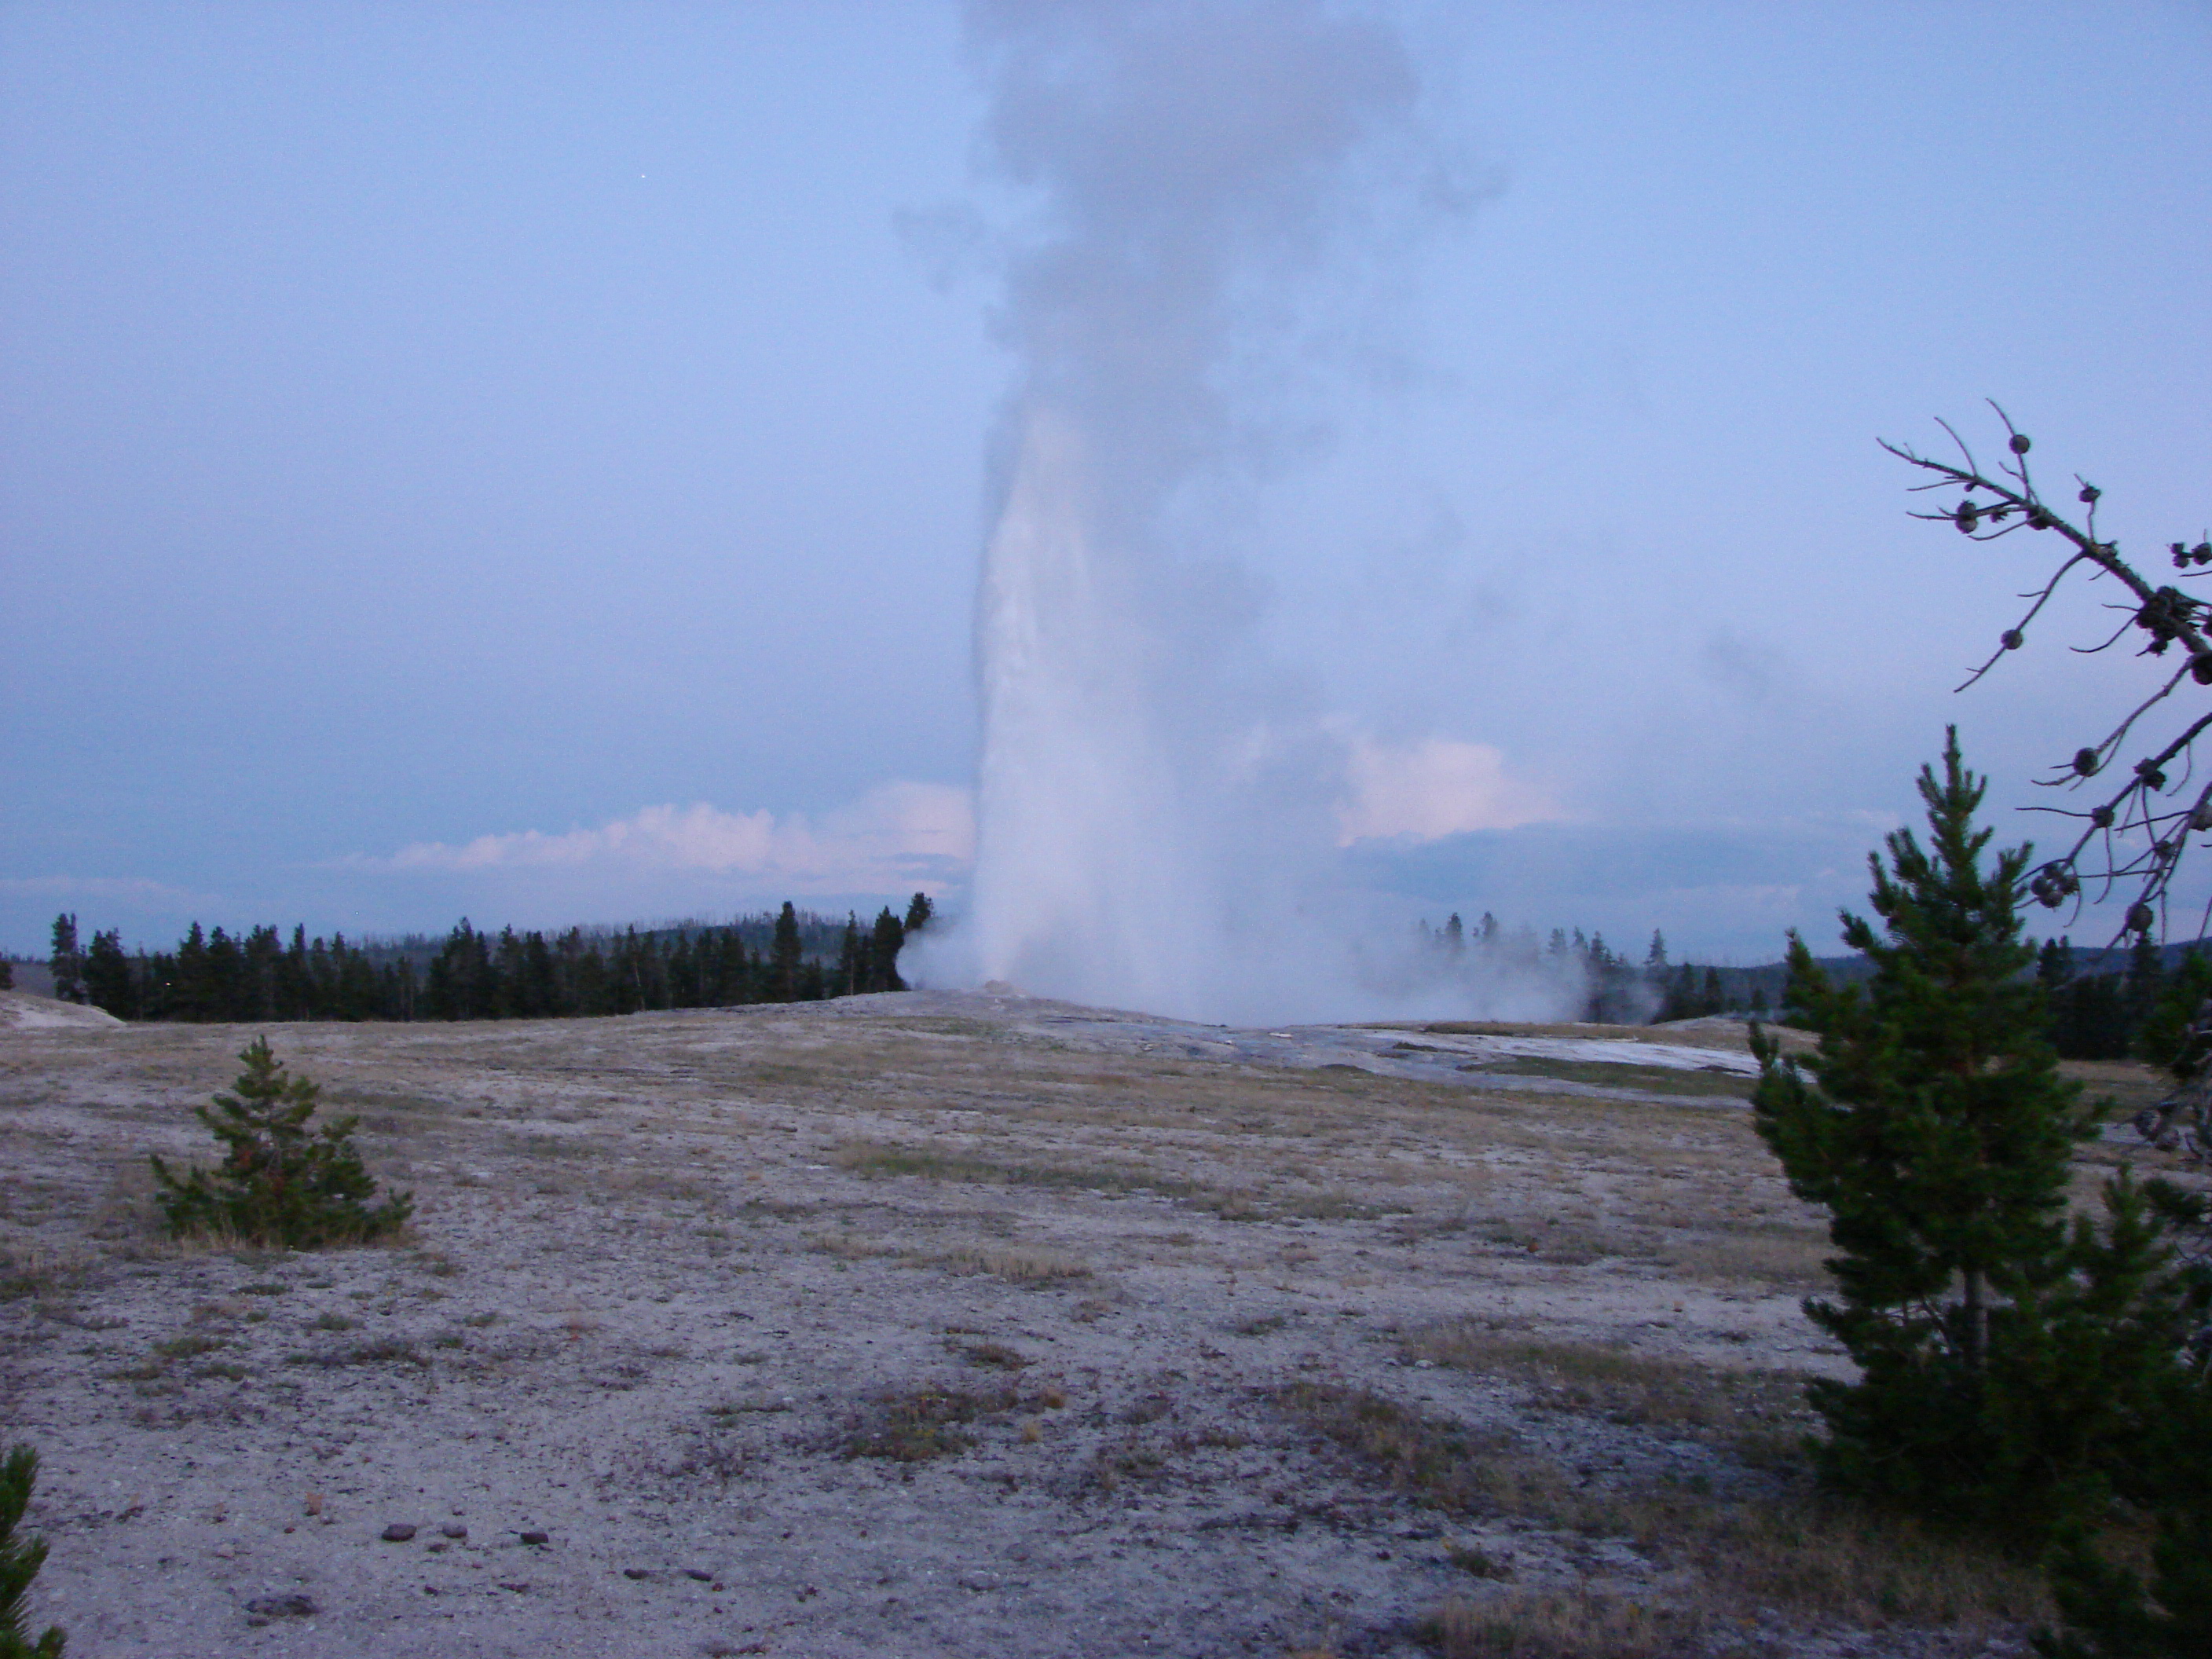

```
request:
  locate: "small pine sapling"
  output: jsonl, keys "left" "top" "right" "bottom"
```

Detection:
{"left": 0, "top": 1441, "right": 64, "bottom": 1659}
{"left": 151, "top": 1038, "right": 413, "bottom": 1248}
{"left": 1751, "top": 729, "right": 2102, "bottom": 1535}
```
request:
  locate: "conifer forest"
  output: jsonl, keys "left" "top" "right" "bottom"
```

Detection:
{"left": 36, "top": 898, "right": 932, "bottom": 1024}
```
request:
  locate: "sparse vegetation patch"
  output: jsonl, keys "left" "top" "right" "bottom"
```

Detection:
{"left": 930, "top": 1245, "right": 1091, "bottom": 1285}
{"left": 283, "top": 1337, "right": 426, "bottom": 1370}
{"left": 839, "top": 1383, "right": 1020, "bottom": 1462}
{"left": 1402, "top": 1323, "right": 1813, "bottom": 1454}
{"left": 150, "top": 1038, "right": 412, "bottom": 1248}
{"left": 1283, "top": 1381, "right": 2048, "bottom": 1635}
{"left": 1, "top": 986, "right": 2094, "bottom": 1653}
{"left": 1423, "top": 1588, "right": 1674, "bottom": 1659}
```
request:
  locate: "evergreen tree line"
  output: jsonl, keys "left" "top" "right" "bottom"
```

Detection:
{"left": 1419, "top": 908, "right": 2212, "bottom": 1049}
{"left": 1418, "top": 912, "right": 1775, "bottom": 1024}
{"left": 2032, "top": 934, "right": 2212, "bottom": 1064}
{"left": 42, "top": 896, "right": 935, "bottom": 1024}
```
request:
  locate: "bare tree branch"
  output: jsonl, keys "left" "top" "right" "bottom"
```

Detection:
{"left": 1891, "top": 407, "right": 2212, "bottom": 939}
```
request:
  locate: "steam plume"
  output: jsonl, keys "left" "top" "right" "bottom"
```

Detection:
{"left": 919, "top": 2, "right": 1577, "bottom": 1024}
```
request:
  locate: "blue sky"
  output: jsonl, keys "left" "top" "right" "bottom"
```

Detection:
{"left": 3, "top": 1, "right": 2208, "bottom": 968}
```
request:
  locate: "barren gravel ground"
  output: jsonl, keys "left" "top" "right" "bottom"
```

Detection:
{"left": 0, "top": 991, "right": 2136, "bottom": 1657}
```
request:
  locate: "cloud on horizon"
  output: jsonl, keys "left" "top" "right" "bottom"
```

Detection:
{"left": 362, "top": 725, "right": 1562, "bottom": 899}
{"left": 361, "top": 782, "right": 976, "bottom": 896}
{"left": 1333, "top": 731, "right": 1563, "bottom": 845}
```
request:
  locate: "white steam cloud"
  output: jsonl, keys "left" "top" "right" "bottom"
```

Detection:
{"left": 912, "top": 2, "right": 1578, "bottom": 1023}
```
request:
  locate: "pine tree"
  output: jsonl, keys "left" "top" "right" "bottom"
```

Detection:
{"left": 2033, "top": 1183, "right": 2212, "bottom": 1657}
{"left": 1646, "top": 929, "right": 1668, "bottom": 968}
{"left": 2039, "top": 936, "right": 2075, "bottom": 990}
{"left": 2126, "top": 933, "right": 2167, "bottom": 1037}
{"left": 46, "top": 916, "right": 82, "bottom": 1005}
{"left": 770, "top": 903, "right": 803, "bottom": 1002}
{"left": 903, "top": 892, "right": 935, "bottom": 935}
{"left": 204, "top": 927, "right": 247, "bottom": 1020}
{"left": 2051, "top": 971, "right": 2133, "bottom": 1061}
{"left": 278, "top": 925, "right": 312, "bottom": 1020}
{"left": 0, "top": 1441, "right": 64, "bottom": 1658}
{"left": 242, "top": 925, "right": 281, "bottom": 1020}
{"left": 1751, "top": 728, "right": 2103, "bottom": 1533}
{"left": 149, "top": 1038, "right": 413, "bottom": 1247}
{"left": 522, "top": 931, "right": 558, "bottom": 1017}
{"left": 837, "top": 914, "right": 864, "bottom": 996}
{"left": 870, "top": 906, "right": 906, "bottom": 992}
{"left": 81, "top": 931, "right": 134, "bottom": 1018}
{"left": 2030, "top": 979, "right": 2212, "bottom": 1655}
{"left": 493, "top": 927, "right": 527, "bottom": 1016}
{"left": 172, "top": 923, "right": 214, "bottom": 1020}
{"left": 705, "top": 926, "right": 751, "bottom": 1006}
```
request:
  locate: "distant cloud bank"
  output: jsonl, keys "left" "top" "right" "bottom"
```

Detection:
{"left": 365, "top": 782, "right": 976, "bottom": 895}
{"left": 358, "top": 728, "right": 1556, "bottom": 900}
{"left": 1334, "top": 731, "right": 1562, "bottom": 845}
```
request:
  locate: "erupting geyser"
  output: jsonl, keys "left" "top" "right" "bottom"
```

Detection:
{"left": 969, "top": 408, "right": 1214, "bottom": 1013}
{"left": 914, "top": 2, "right": 1584, "bottom": 1026}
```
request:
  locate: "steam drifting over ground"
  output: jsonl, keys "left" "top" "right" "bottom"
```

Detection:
{"left": 913, "top": 1, "right": 1570, "bottom": 1024}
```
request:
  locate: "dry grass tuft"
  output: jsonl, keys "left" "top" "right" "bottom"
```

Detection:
{"left": 833, "top": 1140, "right": 1147, "bottom": 1194}
{"left": 0, "top": 1247, "right": 92, "bottom": 1302}
{"left": 155, "top": 1332, "right": 227, "bottom": 1361}
{"left": 932, "top": 1246, "right": 1091, "bottom": 1285}
{"left": 1445, "top": 1541, "right": 1512, "bottom": 1579}
{"left": 840, "top": 1382, "right": 1018, "bottom": 1462}
{"left": 1280, "top": 1384, "right": 1528, "bottom": 1514}
{"left": 947, "top": 1338, "right": 1032, "bottom": 1370}
{"left": 1636, "top": 1491, "right": 2049, "bottom": 1632}
{"left": 667, "top": 1436, "right": 753, "bottom": 1483}
{"left": 807, "top": 1229, "right": 898, "bottom": 1260}
{"left": 833, "top": 1138, "right": 1286, "bottom": 1219}
{"left": 283, "top": 1336, "right": 427, "bottom": 1370}
{"left": 1424, "top": 1589, "right": 1679, "bottom": 1658}
{"left": 1403, "top": 1322, "right": 1813, "bottom": 1455}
